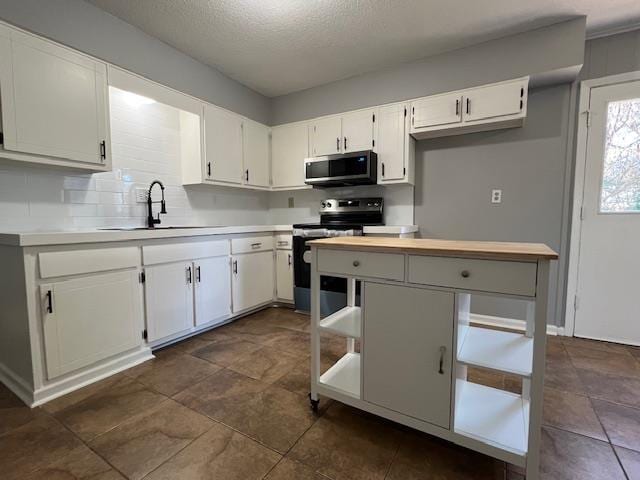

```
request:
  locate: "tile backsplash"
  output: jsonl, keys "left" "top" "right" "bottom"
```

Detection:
{"left": 0, "top": 87, "right": 270, "bottom": 231}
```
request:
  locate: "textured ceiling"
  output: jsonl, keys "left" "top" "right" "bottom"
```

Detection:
{"left": 87, "top": 0, "right": 640, "bottom": 97}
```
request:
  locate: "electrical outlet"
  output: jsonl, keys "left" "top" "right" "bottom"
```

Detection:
{"left": 288, "top": 197, "right": 295, "bottom": 208}
{"left": 135, "top": 188, "right": 148, "bottom": 203}
{"left": 491, "top": 189, "right": 502, "bottom": 204}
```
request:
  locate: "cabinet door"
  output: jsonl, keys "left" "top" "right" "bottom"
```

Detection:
{"left": 0, "top": 27, "right": 108, "bottom": 164}
{"left": 232, "top": 251, "right": 274, "bottom": 313}
{"left": 145, "top": 262, "right": 194, "bottom": 342}
{"left": 376, "top": 104, "right": 406, "bottom": 182}
{"left": 411, "top": 93, "right": 462, "bottom": 129}
{"left": 194, "top": 256, "right": 231, "bottom": 327}
{"left": 463, "top": 80, "right": 525, "bottom": 122}
{"left": 363, "top": 283, "right": 453, "bottom": 428}
{"left": 242, "top": 119, "right": 270, "bottom": 187}
{"left": 342, "top": 109, "right": 375, "bottom": 153}
{"left": 276, "top": 250, "right": 294, "bottom": 301}
{"left": 272, "top": 123, "right": 308, "bottom": 188}
{"left": 203, "top": 104, "right": 243, "bottom": 184}
{"left": 310, "top": 116, "right": 342, "bottom": 156}
{"left": 41, "top": 271, "right": 141, "bottom": 379}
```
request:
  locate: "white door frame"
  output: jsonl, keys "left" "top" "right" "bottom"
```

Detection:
{"left": 565, "top": 70, "right": 640, "bottom": 338}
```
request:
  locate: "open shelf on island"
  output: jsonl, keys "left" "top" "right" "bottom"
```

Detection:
{"left": 319, "top": 352, "right": 360, "bottom": 398}
{"left": 454, "top": 379, "right": 529, "bottom": 457}
{"left": 318, "top": 306, "right": 361, "bottom": 338}
{"left": 457, "top": 326, "right": 533, "bottom": 377}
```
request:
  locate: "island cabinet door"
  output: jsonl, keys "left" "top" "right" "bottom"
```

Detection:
{"left": 362, "top": 282, "right": 454, "bottom": 428}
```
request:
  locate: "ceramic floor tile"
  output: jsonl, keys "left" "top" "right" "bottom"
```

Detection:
{"left": 576, "top": 367, "right": 640, "bottom": 409}
{"left": 467, "top": 367, "right": 505, "bottom": 390}
{"left": 561, "top": 336, "right": 633, "bottom": 355}
{"left": 387, "top": 430, "right": 505, "bottom": 480}
{"left": 628, "top": 346, "right": 640, "bottom": 360}
{"left": 0, "top": 405, "right": 44, "bottom": 436}
{"left": 274, "top": 356, "right": 335, "bottom": 397}
{"left": 267, "top": 308, "right": 312, "bottom": 332}
{"left": 55, "top": 376, "right": 166, "bottom": 441}
{"left": 544, "top": 354, "right": 586, "bottom": 394}
{"left": 265, "top": 458, "right": 330, "bottom": 480}
{"left": 144, "top": 421, "right": 281, "bottom": 480}
{"left": 89, "top": 399, "right": 214, "bottom": 480}
{"left": 615, "top": 446, "right": 640, "bottom": 480}
{"left": 191, "top": 335, "right": 263, "bottom": 366}
{"left": 167, "top": 335, "right": 215, "bottom": 354}
{"left": 228, "top": 345, "right": 304, "bottom": 384}
{"left": 24, "top": 444, "right": 125, "bottom": 480}
{"left": 542, "top": 387, "right": 607, "bottom": 441}
{"left": 591, "top": 398, "right": 640, "bottom": 451}
{"left": 288, "top": 402, "right": 403, "bottom": 480}
{"left": 0, "top": 382, "right": 26, "bottom": 408}
{"left": 175, "top": 369, "right": 317, "bottom": 453}
{"left": 566, "top": 346, "right": 640, "bottom": 378}
{"left": 124, "top": 352, "right": 221, "bottom": 396}
{"left": 540, "top": 426, "right": 626, "bottom": 480}
{"left": 0, "top": 414, "right": 83, "bottom": 480}
{"left": 42, "top": 372, "right": 130, "bottom": 414}
{"left": 263, "top": 328, "right": 312, "bottom": 356}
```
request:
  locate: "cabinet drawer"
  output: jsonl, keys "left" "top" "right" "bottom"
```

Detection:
{"left": 39, "top": 247, "right": 139, "bottom": 278}
{"left": 275, "top": 233, "right": 292, "bottom": 250}
{"left": 317, "top": 249, "right": 404, "bottom": 281}
{"left": 231, "top": 235, "right": 274, "bottom": 254}
{"left": 408, "top": 255, "right": 537, "bottom": 296}
{"left": 142, "top": 240, "right": 229, "bottom": 266}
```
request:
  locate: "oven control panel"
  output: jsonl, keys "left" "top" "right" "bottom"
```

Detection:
{"left": 319, "top": 197, "right": 383, "bottom": 213}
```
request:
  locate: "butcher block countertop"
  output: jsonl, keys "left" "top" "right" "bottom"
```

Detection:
{"left": 308, "top": 237, "right": 559, "bottom": 261}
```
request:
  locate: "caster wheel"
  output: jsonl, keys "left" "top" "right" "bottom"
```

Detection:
{"left": 308, "top": 393, "right": 319, "bottom": 412}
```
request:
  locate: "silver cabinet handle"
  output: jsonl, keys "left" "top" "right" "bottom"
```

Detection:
{"left": 438, "top": 346, "right": 446, "bottom": 374}
{"left": 277, "top": 240, "right": 289, "bottom": 247}
{"left": 461, "top": 270, "right": 470, "bottom": 278}
{"left": 352, "top": 260, "right": 360, "bottom": 267}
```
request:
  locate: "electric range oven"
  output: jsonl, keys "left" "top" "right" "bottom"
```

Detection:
{"left": 292, "top": 197, "right": 383, "bottom": 315}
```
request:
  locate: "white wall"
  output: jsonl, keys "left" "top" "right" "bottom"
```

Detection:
{"left": 0, "top": 87, "right": 269, "bottom": 231}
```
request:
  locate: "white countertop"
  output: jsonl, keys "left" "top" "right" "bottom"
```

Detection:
{"left": 0, "top": 224, "right": 419, "bottom": 247}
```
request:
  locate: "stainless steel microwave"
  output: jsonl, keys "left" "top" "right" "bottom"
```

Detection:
{"left": 304, "top": 150, "right": 377, "bottom": 188}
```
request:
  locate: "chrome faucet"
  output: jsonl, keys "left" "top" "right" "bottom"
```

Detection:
{"left": 147, "top": 180, "right": 167, "bottom": 228}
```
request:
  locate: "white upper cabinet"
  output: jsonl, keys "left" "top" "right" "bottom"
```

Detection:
{"left": 271, "top": 122, "right": 308, "bottom": 189}
{"left": 203, "top": 104, "right": 244, "bottom": 184}
{"left": 310, "top": 116, "right": 342, "bottom": 156}
{"left": 375, "top": 103, "right": 414, "bottom": 184}
{"left": 0, "top": 24, "right": 109, "bottom": 169}
{"left": 411, "top": 92, "right": 462, "bottom": 129}
{"left": 410, "top": 77, "right": 528, "bottom": 140}
{"left": 463, "top": 79, "right": 526, "bottom": 122}
{"left": 342, "top": 109, "right": 375, "bottom": 153}
{"left": 242, "top": 119, "right": 270, "bottom": 188}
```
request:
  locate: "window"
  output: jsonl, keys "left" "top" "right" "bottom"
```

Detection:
{"left": 600, "top": 97, "right": 640, "bottom": 212}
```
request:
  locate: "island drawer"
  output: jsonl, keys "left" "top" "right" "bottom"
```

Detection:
{"left": 231, "top": 235, "right": 274, "bottom": 254}
{"left": 317, "top": 249, "right": 405, "bottom": 281}
{"left": 408, "top": 255, "right": 537, "bottom": 296}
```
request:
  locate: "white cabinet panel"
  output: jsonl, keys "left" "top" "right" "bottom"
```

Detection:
{"left": 463, "top": 80, "right": 525, "bottom": 122}
{"left": 363, "top": 283, "right": 453, "bottom": 428}
{"left": 376, "top": 104, "right": 406, "bottom": 182}
{"left": 242, "top": 119, "right": 270, "bottom": 188}
{"left": 41, "top": 271, "right": 141, "bottom": 379}
{"left": 145, "top": 262, "right": 193, "bottom": 342}
{"left": 203, "top": 104, "right": 243, "bottom": 184}
{"left": 276, "top": 250, "right": 293, "bottom": 301}
{"left": 342, "top": 109, "right": 374, "bottom": 153}
{"left": 411, "top": 93, "right": 462, "bottom": 129}
{"left": 195, "top": 256, "right": 231, "bottom": 327}
{"left": 232, "top": 251, "right": 274, "bottom": 313}
{"left": 272, "top": 122, "right": 308, "bottom": 188}
{"left": 0, "top": 26, "right": 108, "bottom": 165}
{"left": 310, "top": 116, "right": 342, "bottom": 156}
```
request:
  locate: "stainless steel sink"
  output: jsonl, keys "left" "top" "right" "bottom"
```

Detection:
{"left": 100, "top": 226, "right": 221, "bottom": 231}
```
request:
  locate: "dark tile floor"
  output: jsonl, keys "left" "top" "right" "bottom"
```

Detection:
{"left": 1, "top": 307, "right": 639, "bottom": 479}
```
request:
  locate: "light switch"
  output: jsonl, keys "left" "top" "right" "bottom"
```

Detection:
{"left": 491, "top": 189, "right": 502, "bottom": 204}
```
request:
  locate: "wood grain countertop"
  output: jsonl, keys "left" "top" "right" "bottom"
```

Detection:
{"left": 308, "top": 237, "right": 559, "bottom": 261}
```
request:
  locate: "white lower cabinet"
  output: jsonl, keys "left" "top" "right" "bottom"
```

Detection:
{"left": 41, "top": 271, "right": 142, "bottom": 379}
{"left": 232, "top": 251, "right": 275, "bottom": 313}
{"left": 363, "top": 282, "right": 453, "bottom": 428}
{"left": 276, "top": 250, "right": 294, "bottom": 302}
{"left": 194, "top": 256, "right": 231, "bottom": 326}
{"left": 144, "top": 262, "right": 194, "bottom": 342}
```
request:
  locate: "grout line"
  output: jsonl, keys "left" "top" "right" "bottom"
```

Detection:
{"left": 588, "top": 397, "right": 630, "bottom": 480}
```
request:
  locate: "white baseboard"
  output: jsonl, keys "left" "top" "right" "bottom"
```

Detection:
{"left": 469, "top": 313, "right": 565, "bottom": 336}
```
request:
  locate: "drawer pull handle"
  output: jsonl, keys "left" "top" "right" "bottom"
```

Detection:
{"left": 461, "top": 270, "right": 470, "bottom": 278}
{"left": 438, "top": 346, "right": 446, "bottom": 374}
{"left": 251, "top": 242, "right": 262, "bottom": 249}
{"left": 352, "top": 260, "right": 360, "bottom": 267}
{"left": 277, "top": 241, "right": 288, "bottom": 246}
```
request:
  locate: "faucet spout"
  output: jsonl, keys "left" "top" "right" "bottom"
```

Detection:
{"left": 147, "top": 180, "right": 166, "bottom": 228}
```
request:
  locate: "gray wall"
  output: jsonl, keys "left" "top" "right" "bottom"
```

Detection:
{"left": 581, "top": 29, "right": 640, "bottom": 80}
{"left": 0, "top": 0, "right": 271, "bottom": 123}
{"left": 271, "top": 18, "right": 585, "bottom": 125}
